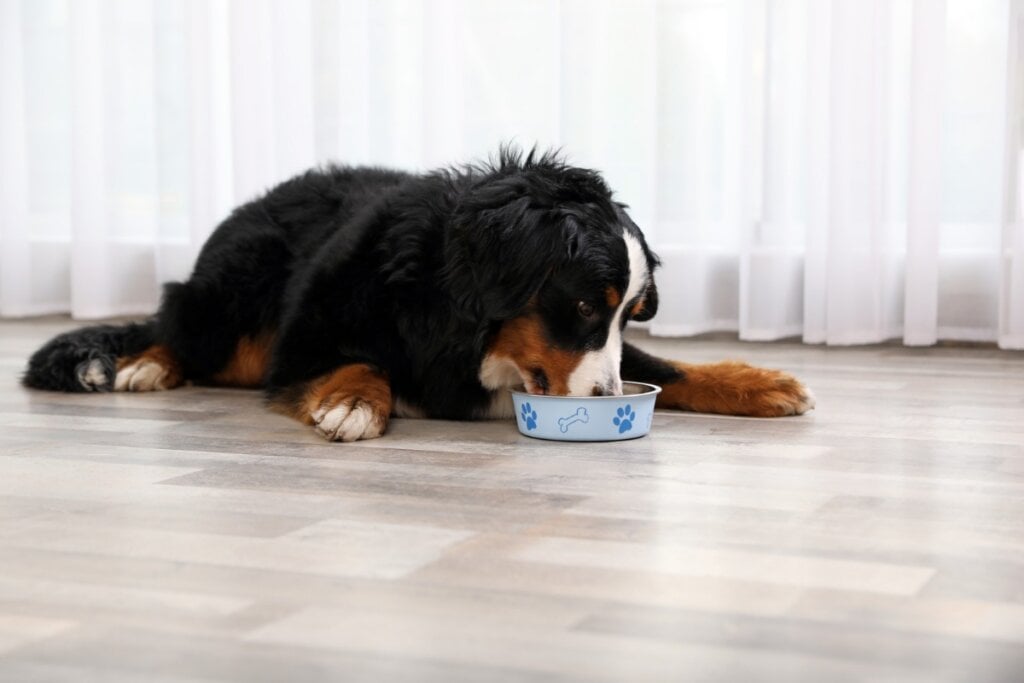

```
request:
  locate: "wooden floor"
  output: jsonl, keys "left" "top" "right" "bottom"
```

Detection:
{"left": 1, "top": 318, "right": 1023, "bottom": 682}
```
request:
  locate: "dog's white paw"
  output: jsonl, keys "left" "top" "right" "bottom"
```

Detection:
{"left": 76, "top": 358, "right": 112, "bottom": 392}
{"left": 796, "top": 387, "right": 817, "bottom": 414}
{"left": 312, "top": 400, "right": 386, "bottom": 442}
{"left": 115, "top": 359, "right": 173, "bottom": 392}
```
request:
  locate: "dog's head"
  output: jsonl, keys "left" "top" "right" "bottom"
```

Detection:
{"left": 444, "top": 149, "right": 659, "bottom": 397}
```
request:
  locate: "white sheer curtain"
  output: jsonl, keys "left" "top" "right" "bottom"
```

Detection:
{"left": 1, "top": 0, "right": 1022, "bottom": 348}
{"left": 651, "top": 0, "right": 1024, "bottom": 348}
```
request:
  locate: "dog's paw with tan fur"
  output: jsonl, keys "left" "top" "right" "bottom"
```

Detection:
{"left": 311, "top": 394, "right": 389, "bottom": 442}
{"left": 659, "top": 361, "right": 815, "bottom": 417}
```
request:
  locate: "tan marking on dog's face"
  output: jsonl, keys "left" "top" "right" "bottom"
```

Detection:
{"left": 212, "top": 333, "right": 274, "bottom": 387}
{"left": 480, "top": 314, "right": 585, "bottom": 395}
{"left": 605, "top": 286, "right": 622, "bottom": 309}
{"left": 630, "top": 297, "right": 646, "bottom": 319}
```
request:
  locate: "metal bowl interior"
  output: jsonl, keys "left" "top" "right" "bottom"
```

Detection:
{"left": 508, "top": 381, "right": 662, "bottom": 401}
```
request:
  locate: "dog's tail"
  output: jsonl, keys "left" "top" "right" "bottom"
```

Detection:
{"left": 22, "top": 319, "right": 157, "bottom": 392}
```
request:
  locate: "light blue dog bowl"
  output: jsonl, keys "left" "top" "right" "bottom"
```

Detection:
{"left": 510, "top": 382, "right": 662, "bottom": 441}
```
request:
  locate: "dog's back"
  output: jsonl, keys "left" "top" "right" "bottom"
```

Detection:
{"left": 23, "top": 165, "right": 414, "bottom": 393}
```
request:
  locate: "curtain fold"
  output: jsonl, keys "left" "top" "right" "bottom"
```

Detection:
{"left": 904, "top": 0, "right": 945, "bottom": 346}
{"left": 0, "top": 0, "right": 1021, "bottom": 349}
{"left": 0, "top": 0, "right": 30, "bottom": 316}
{"left": 1000, "top": 7, "right": 1024, "bottom": 348}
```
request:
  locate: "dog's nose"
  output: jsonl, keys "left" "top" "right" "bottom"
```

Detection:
{"left": 591, "top": 381, "right": 623, "bottom": 397}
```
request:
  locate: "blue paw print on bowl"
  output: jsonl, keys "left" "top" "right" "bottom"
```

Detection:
{"left": 520, "top": 402, "right": 538, "bottom": 431}
{"left": 613, "top": 404, "right": 636, "bottom": 434}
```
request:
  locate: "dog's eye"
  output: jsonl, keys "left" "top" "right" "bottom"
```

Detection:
{"left": 577, "top": 301, "right": 596, "bottom": 319}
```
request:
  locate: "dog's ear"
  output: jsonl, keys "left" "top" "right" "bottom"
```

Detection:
{"left": 630, "top": 280, "right": 659, "bottom": 321}
{"left": 614, "top": 203, "right": 660, "bottom": 323}
{"left": 443, "top": 184, "right": 576, "bottom": 321}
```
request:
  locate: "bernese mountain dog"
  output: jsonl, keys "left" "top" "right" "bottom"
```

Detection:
{"left": 23, "top": 148, "right": 814, "bottom": 441}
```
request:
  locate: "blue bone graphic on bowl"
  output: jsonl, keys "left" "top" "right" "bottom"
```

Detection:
{"left": 557, "top": 407, "right": 589, "bottom": 433}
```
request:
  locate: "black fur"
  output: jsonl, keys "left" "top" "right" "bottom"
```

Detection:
{"left": 621, "top": 342, "right": 685, "bottom": 386}
{"left": 24, "top": 147, "right": 661, "bottom": 420}
{"left": 24, "top": 320, "right": 156, "bottom": 392}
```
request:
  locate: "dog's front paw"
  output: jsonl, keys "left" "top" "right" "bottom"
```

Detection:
{"left": 752, "top": 367, "right": 815, "bottom": 417}
{"left": 311, "top": 395, "right": 389, "bottom": 442}
{"left": 76, "top": 357, "right": 113, "bottom": 392}
{"left": 114, "top": 346, "right": 183, "bottom": 392}
{"left": 660, "top": 361, "right": 815, "bottom": 417}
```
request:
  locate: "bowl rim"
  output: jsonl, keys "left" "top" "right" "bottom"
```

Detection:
{"left": 509, "top": 381, "right": 662, "bottom": 401}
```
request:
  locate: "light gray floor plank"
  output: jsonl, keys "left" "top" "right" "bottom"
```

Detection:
{"left": 1, "top": 317, "right": 1023, "bottom": 682}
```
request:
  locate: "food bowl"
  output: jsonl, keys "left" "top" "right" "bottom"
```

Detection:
{"left": 510, "top": 382, "right": 662, "bottom": 441}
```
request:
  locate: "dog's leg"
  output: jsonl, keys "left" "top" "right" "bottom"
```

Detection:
{"left": 115, "top": 345, "right": 184, "bottom": 392}
{"left": 271, "top": 364, "right": 392, "bottom": 442}
{"left": 621, "top": 342, "right": 814, "bottom": 417}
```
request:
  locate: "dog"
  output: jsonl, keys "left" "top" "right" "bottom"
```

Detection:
{"left": 23, "top": 148, "right": 814, "bottom": 441}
